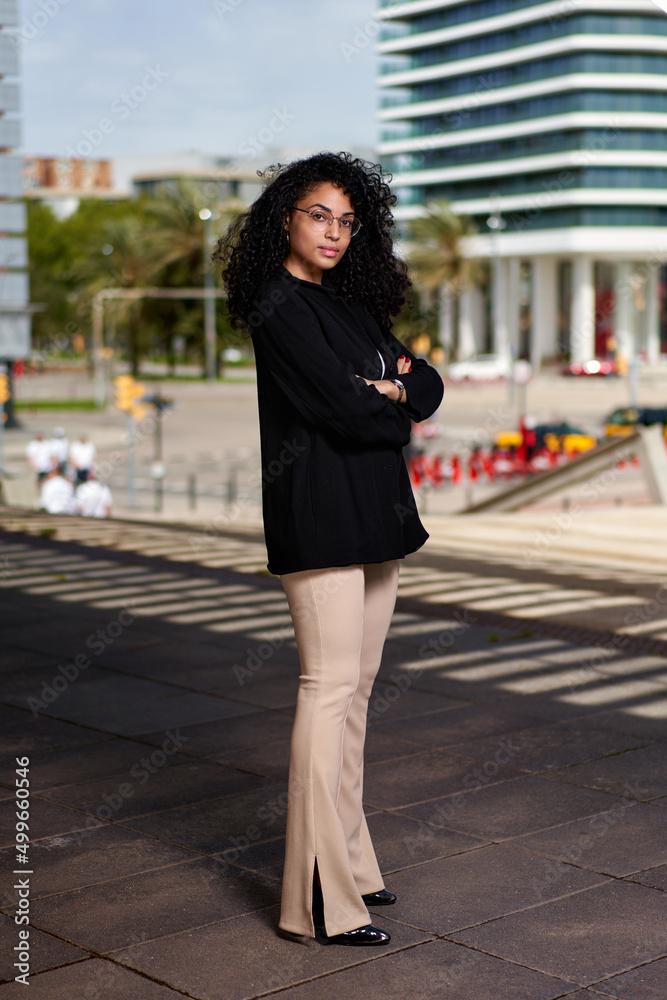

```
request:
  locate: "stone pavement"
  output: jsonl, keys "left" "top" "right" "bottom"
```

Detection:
{"left": 0, "top": 508, "right": 666, "bottom": 999}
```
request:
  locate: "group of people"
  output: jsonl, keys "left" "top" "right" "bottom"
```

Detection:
{"left": 26, "top": 429, "right": 112, "bottom": 518}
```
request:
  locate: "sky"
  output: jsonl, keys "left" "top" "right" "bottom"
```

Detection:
{"left": 17, "top": 0, "right": 379, "bottom": 164}
{"left": 16, "top": 0, "right": 667, "bottom": 166}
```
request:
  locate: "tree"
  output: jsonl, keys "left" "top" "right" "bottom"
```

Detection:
{"left": 138, "top": 181, "right": 244, "bottom": 374}
{"left": 408, "top": 201, "right": 484, "bottom": 360}
{"left": 26, "top": 197, "right": 138, "bottom": 356}
{"left": 26, "top": 184, "right": 245, "bottom": 377}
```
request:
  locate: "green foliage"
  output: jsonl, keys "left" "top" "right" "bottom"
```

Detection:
{"left": 26, "top": 183, "right": 244, "bottom": 376}
{"left": 408, "top": 200, "right": 483, "bottom": 296}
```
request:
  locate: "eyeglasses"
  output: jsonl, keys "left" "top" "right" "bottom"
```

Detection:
{"left": 291, "top": 207, "right": 362, "bottom": 237}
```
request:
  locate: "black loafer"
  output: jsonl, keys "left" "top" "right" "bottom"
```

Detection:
{"left": 325, "top": 924, "right": 390, "bottom": 946}
{"left": 362, "top": 889, "right": 396, "bottom": 906}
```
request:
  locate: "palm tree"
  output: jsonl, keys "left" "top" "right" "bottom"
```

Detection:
{"left": 408, "top": 201, "right": 485, "bottom": 361}
{"left": 140, "top": 181, "right": 244, "bottom": 374}
{"left": 81, "top": 212, "right": 162, "bottom": 376}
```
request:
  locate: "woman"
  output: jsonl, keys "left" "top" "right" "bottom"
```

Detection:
{"left": 215, "top": 152, "right": 443, "bottom": 946}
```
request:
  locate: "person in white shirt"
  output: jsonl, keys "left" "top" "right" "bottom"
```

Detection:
{"left": 75, "top": 471, "right": 112, "bottom": 518}
{"left": 49, "top": 428, "right": 69, "bottom": 471}
{"left": 39, "top": 466, "right": 76, "bottom": 515}
{"left": 26, "top": 432, "right": 55, "bottom": 487}
{"left": 69, "top": 434, "right": 97, "bottom": 486}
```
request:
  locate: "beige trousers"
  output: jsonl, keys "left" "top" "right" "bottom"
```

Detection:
{"left": 278, "top": 560, "right": 400, "bottom": 937}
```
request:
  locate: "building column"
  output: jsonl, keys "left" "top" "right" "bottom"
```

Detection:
{"left": 458, "top": 286, "right": 475, "bottom": 360}
{"left": 570, "top": 255, "right": 595, "bottom": 364}
{"left": 645, "top": 264, "right": 660, "bottom": 363}
{"left": 531, "top": 255, "right": 557, "bottom": 370}
{"left": 491, "top": 256, "right": 509, "bottom": 359}
{"left": 615, "top": 262, "right": 634, "bottom": 365}
{"left": 438, "top": 282, "right": 454, "bottom": 360}
{"left": 507, "top": 257, "right": 520, "bottom": 361}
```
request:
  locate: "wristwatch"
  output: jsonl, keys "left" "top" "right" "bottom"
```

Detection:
{"left": 389, "top": 378, "right": 405, "bottom": 403}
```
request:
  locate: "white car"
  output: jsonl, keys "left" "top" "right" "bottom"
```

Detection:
{"left": 447, "top": 353, "right": 511, "bottom": 382}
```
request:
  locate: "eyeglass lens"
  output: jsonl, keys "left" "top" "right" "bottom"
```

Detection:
{"left": 309, "top": 209, "right": 360, "bottom": 236}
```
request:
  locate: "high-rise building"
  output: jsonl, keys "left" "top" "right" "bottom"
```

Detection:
{"left": 0, "top": 0, "right": 30, "bottom": 370}
{"left": 378, "top": 0, "right": 667, "bottom": 368}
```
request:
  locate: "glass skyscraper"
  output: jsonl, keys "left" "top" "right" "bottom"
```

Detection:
{"left": 377, "top": 0, "right": 667, "bottom": 366}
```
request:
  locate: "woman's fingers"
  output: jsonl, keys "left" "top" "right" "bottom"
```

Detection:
{"left": 398, "top": 355, "right": 412, "bottom": 374}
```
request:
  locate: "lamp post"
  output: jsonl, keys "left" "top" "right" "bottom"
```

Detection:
{"left": 487, "top": 204, "right": 511, "bottom": 403}
{"left": 199, "top": 208, "right": 219, "bottom": 381}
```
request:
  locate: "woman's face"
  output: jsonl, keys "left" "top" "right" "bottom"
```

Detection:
{"left": 283, "top": 181, "right": 356, "bottom": 284}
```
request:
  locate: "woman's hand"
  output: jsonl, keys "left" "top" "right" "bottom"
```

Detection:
{"left": 357, "top": 355, "right": 411, "bottom": 403}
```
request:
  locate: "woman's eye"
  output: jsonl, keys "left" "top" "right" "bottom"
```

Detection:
{"left": 311, "top": 212, "right": 326, "bottom": 221}
{"left": 341, "top": 219, "right": 352, "bottom": 228}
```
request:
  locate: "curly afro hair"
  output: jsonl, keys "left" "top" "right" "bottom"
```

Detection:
{"left": 214, "top": 151, "right": 411, "bottom": 331}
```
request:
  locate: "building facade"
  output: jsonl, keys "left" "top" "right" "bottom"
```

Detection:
{"left": 0, "top": 0, "right": 30, "bottom": 364}
{"left": 377, "top": 0, "right": 667, "bottom": 367}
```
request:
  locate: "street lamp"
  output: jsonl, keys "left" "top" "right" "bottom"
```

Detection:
{"left": 486, "top": 203, "right": 512, "bottom": 401}
{"left": 199, "top": 207, "right": 219, "bottom": 380}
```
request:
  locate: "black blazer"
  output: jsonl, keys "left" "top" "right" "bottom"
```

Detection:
{"left": 251, "top": 267, "right": 444, "bottom": 575}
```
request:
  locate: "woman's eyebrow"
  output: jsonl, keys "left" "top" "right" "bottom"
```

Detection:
{"left": 306, "top": 202, "right": 355, "bottom": 215}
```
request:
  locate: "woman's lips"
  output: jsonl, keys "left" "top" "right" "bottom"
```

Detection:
{"left": 318, "top": 246, "right": 339, "bottom": 257}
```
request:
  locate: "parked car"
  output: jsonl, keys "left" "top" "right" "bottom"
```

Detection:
{"left": 447, "top": 353, "right": 511, "bottom": 381}
{"left": 495, "top": 421, "right": 597, "bottom": 454}
{"left": 604, "top": 407, "right": 667, "bottom": 439}
{"left": 563, "top": 359, "right": 617, "bottom": 377}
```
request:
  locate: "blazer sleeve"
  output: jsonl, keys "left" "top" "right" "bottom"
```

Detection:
{"left": 252, "top": 289, "right": 413, "bottom": 447}
{"left": 382, "top": 330, "right": 445, "bottom": 423}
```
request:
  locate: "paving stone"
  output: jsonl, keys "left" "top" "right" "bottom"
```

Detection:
{"left": 372, "top": 702, "right": 549, "bottom": 749}
{"left": 398, "top": 775, "right": 625, "bottom": 841}
{"left": 626, "top": 862, "right": 667, "bottom": 892}
{"left": 548, "top": 744, "right": 667, "bottom": 800}
{"left": 3, "top": 671, "right": 184, "bottom": 718}
{"left": 0, "top": 620, "right": 165, "bottom": 659}
{"left": 453, "top": 721, "right": 652, "bottom": 774}
{"left": 366, "top": 810, "right": 485, "bottom": 873}
{"left": 511, "top": 802, "right": 667, "bottom": 877}
{"left": 42, "top": 690, "right": 256, "bottom": 736}
{"left": 450, "top": 880, "right": 667, "bottom": 985}
{"left": 220, "top": 737, "right": 292, "bottom": 781}
{"left": 0, "top": 709, "right": 113, "bottom": 760}
{"left": 266, "top": 938, "right": 576, "bottom": 1000}
{"left": 363, "top": 748, "right": 521, "bottom": 810}
{"left": 0, "top": 662, "right": 78, "bottom": 699}
{"left": 368, "top": 843, "right": 606, "bottom": 935}
{"left": 0, "top": 913, "right": 88, "bottom": 983}
{"left": 22, "top": 822, "right": 195, "bottom": 899}
{"left": 0, "top": 738, "right": 189, "bottom": 792}
{"left": 575, "top": 708, "right": 667, "bottom": 743}
{"left": 29, "top": 856, "right": 278, "bottom": 953}
{"left": 0, "top": 605, "right": 62, "bottom": 633}
{"left": 140, "top": 708, "right": 295, "bottom": 759}
{"left": 0, "top": 796, "right": 101, "bottom": 852}
{"left": 98, "top": 639, "right": 244, "bottom": 678}
{"left": 113, "top": 905, "right": 431, "bottom": 1000}
{"left": 366, "top": 686, "right": 469, "bottom": 727}
{"left": 597, "top": 956, "right": 667, "bottom": 999}
{"left": 558, "top": 991, "right": 622, "bottom": 999}
{"left": 220, "top": 835, "right": 286, "bottom": 880}
{"left": 0, "top": 957, "right": 191, "bottom": 998}
{"left": 213, "top": 668, "right": 300, "bottom": 710}
{"left": 122, "top": 782, "right": 289, "bottom": 855}
{"left": 41, "top": 759, "right": 272, "bottom": 822}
